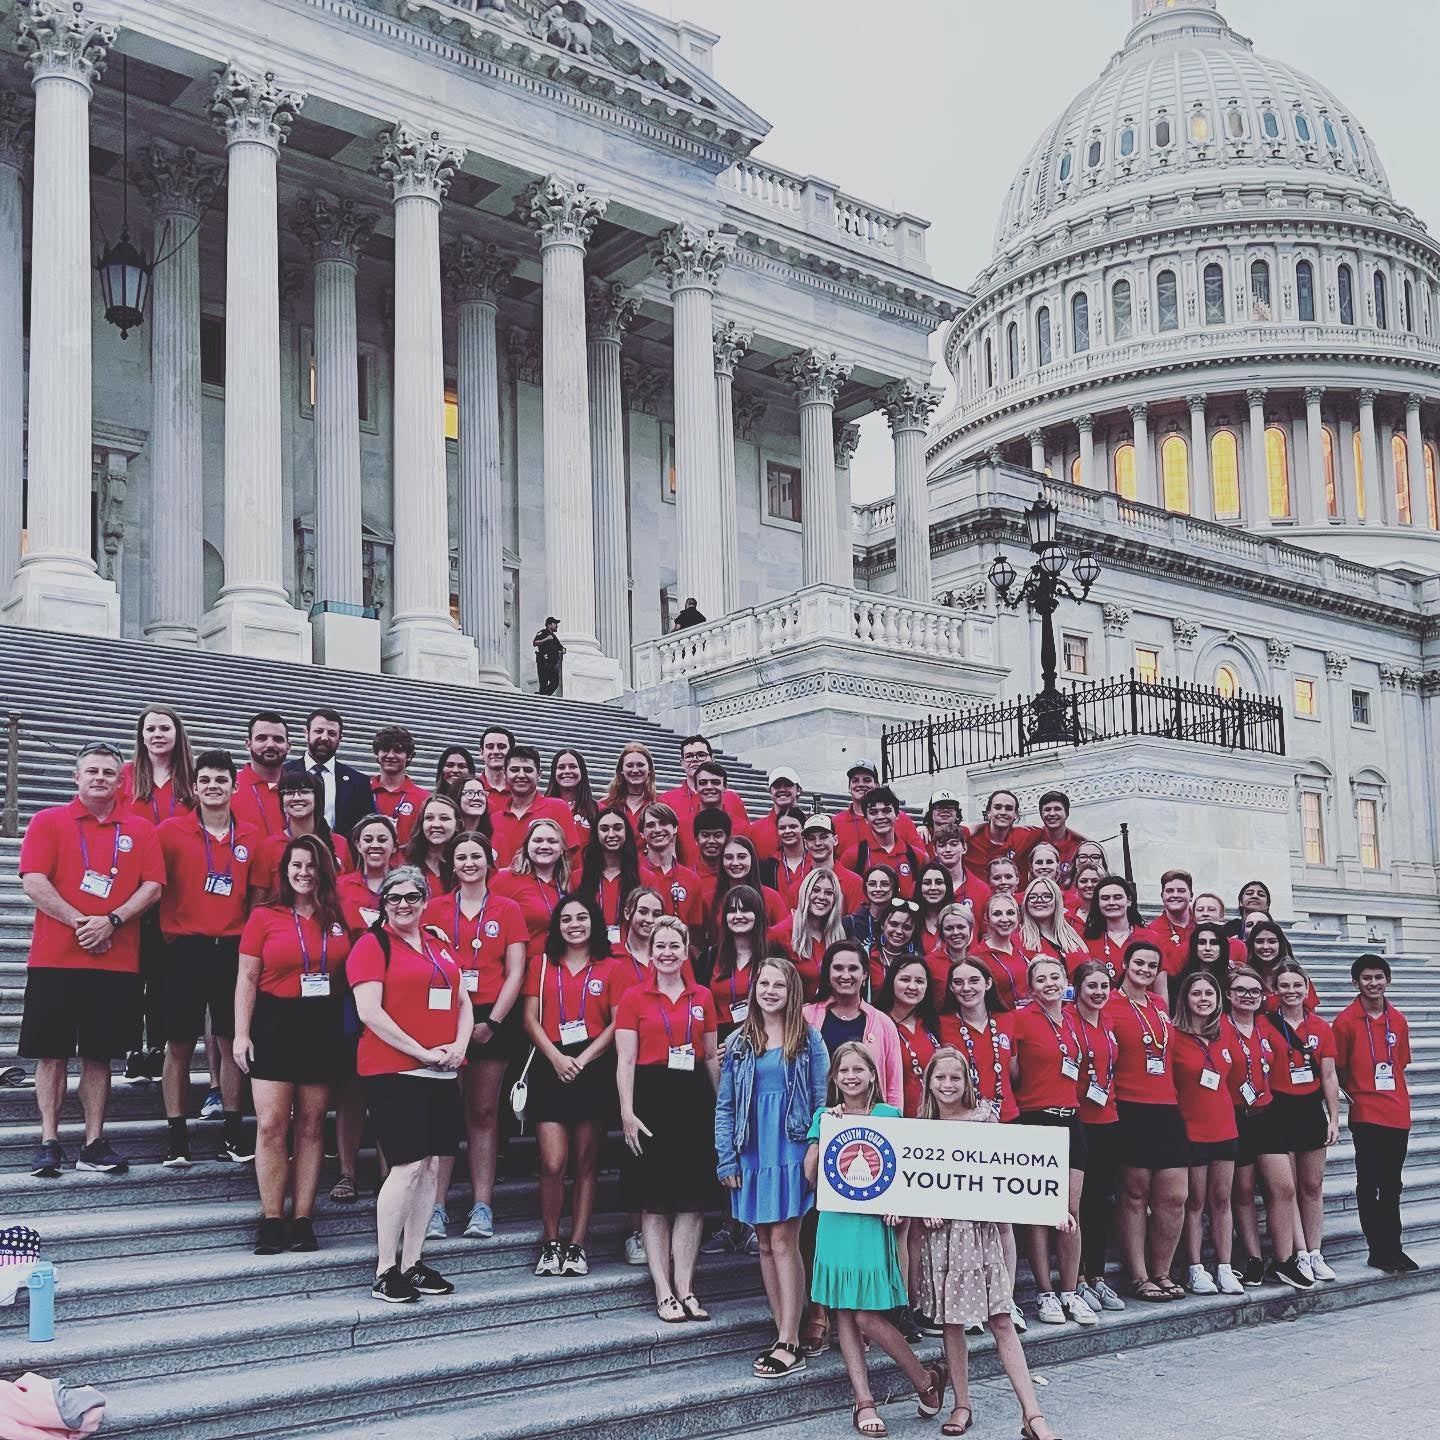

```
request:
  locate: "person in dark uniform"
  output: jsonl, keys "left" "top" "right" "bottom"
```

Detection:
{"left": 534, "top": 616, "right": 565, "bottom": 695}
{"left": 673, "top": 597, "right": 706, "bottom": 630}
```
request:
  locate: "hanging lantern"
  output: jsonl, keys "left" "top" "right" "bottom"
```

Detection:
{"left": 97, "top": 227, "right": 150, "bottom": 339}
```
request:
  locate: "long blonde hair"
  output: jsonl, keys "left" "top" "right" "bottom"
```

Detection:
{"left": 919, "top": 1045, "right": 979, "bottom": 1119}
{"left": 792, "top": 868, "right": 845, "bottom": 957}
{"left": 1019, "top": 877, "right": 1085, "bottom": 955}
{"left": 509, "top": 817, "right": 573, "bottom": 888}
{"left": 737, "top": 956, "right": 809, "bottom": 1062}
{"left": 825, "top": 1040, "right": 881, "bottom": 1111}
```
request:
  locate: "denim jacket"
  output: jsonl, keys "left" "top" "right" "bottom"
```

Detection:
{"left": 713, "top": 1025, "right": 830, "bottom": 1182}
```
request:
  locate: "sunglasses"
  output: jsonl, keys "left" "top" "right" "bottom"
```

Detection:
{"left": 888, "top": 899, "right": 920, "bottom": 914}
{"left": 78, "top": 741, "right": 125, "bottom": 763}
{"left": 386, "top": 891, "right": 425, "bottom": 906}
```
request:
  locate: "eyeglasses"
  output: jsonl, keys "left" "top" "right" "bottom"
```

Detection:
{"left": 385, "top": 892, "right": 425, "bottom": 906}
{"left": 1229, "top": 987, "right": 1262, "bottom": 999}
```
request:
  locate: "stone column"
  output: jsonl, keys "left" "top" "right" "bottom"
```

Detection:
{"left": 1245, "top": 387, "right": 1269, "bottom": 524}
{"left": 884, "top": 378, "right": 943, "bottom": 602}
{"left": 1357, "top": 388, "right": 1382, "bottom": 524}
{"left": 137, "top": 145, "right": 220, "bottom": 645}
{"left": 711, "top": 318, "right": 751, "bottom": 613}
{"left": 521, "top": 175, "right": 618, "bottom": 698}
{"left": 657, "top": 223, "right": 732, "bottom": 617}
{"left": 834, "top": 421, "right": 861, "bottom": 587}
{"left": 1186, "top": 396, "right": 1212, "bottom": 522}
{"left": 1076, "top": 413, "right": 1094, "bottom": 490}
{"left": 292, "top": 193, "right": 379, "bottom": 669}
{"left": 447, "top": 237, "right": 514, "bottom": 687}
{"left": 1027, "top": 428, "right": 1045, "bottom": 474}
{"left": 1406, "top": 393, "right": 1426, "bottom": 529}
{"left": 3, "top": 4, "right": 119, "bottom": 635}
{"left": 376, "top": 123, "right": 477, "bottom": 684}
{"left": 0, "top": 94, "right": 31, "bottom": 600}
{"left": 198, "top": 65, "right": 310, "bottom": 658}
{"left": 1129, "top": 403, "right": 1152, "bottom": 504}
{"left": 1304, "top": 386, "right": 1327, "bottom": 526}
{"left": 585, "top": 279, "right": 638, "bottom": 671}
{"left": 788, "top": 348, "right": 852, "bottom": 588}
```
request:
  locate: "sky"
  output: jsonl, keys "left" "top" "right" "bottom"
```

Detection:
{"left": 651, "top": 0, "right": 1440, "bottom": 499}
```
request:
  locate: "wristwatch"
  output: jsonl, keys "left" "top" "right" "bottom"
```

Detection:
{"left": 107, "top": 912, "right": 123, "bottom": 929}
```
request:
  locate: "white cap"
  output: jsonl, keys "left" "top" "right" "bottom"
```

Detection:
{"left": 802, "top": 813, "right": 835, "bottom": 834}
{"left": 847, "top": 757, "right": 879, "bottom": 778}
{"left": 768, "top": 765, "right": 801, "bottom": 787}
{"left": 929, "top": 789, "right": 962, "bottom": 809}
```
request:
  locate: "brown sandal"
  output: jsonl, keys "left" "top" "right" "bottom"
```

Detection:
{"left": 1021, "top": 1416, "right": 1062, "bottom": 1440}
{"left": 852, "top": 1401, "right": 886, "bottom": 1437}
{"left": 328, "top": 1174, "right": 356, "bottom": 1204}
{"left": 917, "top": 1363, "right": 948, "bottom": 1418}
{"left": 801, "top": 1312, "right": 830, "bottom": 1356}
{"left": 941, "top": 1406, "right": 973, "bottom": 1437}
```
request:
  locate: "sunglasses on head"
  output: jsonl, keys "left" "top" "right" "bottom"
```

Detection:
{"left": 888, "top": 898, "right": 920, "bottom": 914}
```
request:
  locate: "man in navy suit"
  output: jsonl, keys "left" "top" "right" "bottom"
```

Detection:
{"left": 285, "top": 709, "right": 372, "bottom": 845}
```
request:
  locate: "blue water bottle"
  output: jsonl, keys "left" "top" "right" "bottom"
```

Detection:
{"left": 27, "top": 1261, "right": 55, "bottom": 1342}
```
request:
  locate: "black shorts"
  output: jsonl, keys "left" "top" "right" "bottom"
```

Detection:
{"left": 1017, "top": 1109, "right": 1088, "bottom": 1172}
{"left": 18, "top": 967, "right": 141, "bottom": 1063}
{"left": 1187, "top": 1138, "right": 1238, "bottom": 1166}
{"left": 1234, "top": 1105, "right": 1288, "bottom": 1166}
{"left": 1114, "top": 1100, "right": 1191, "bottom": 1173}
{"left": 467, "top": 1003, "right": 519, "bottom": 1064}
{"left": 362, "top": 1073, "right": 462, "bottom": 1165}
{"left": 159, "top": 935, "right": 240, "bottom": 1042}
{"left": 1266, "top": 1090, "right": 1329, "bottom": 1154}
{"left": 250, "top": 991, "right": 346, "bottom": 1086}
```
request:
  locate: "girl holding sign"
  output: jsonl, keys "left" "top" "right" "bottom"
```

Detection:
{"left": 917, "top": 1047, "right": 1065, "bottom": 1440}
{"left": 804, "top": 1042, "right": 947, "bottom": 1437}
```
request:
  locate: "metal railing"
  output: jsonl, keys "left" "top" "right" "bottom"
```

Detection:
{"left": 880, "top": 673, "right": 1286, "bottom": 781}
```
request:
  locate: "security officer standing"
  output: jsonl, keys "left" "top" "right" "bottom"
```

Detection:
{"left": 533, "top": 617, "right": 565, "bottom": 696}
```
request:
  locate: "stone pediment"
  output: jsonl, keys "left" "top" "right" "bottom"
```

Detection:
{"left": 359, "top": 0, "right": 768, "bottom": 156}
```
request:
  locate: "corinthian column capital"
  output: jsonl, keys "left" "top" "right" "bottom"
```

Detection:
{"left": 375, "top": 122, "right": 464, "bottom": 203}
{"left": 881, "top": 377, "right": 943, "bottom": 431}
{"left": 655, "top": 222, "right": 733, "bottom": 293}
{"left": 519, "top": 174, "right": 607, "bottom": 249}
{"left": 443, "top": 236, "right": 515, "bottom": 305}
{"left": 585, "top": 278, "right": 639, "bottom": 341}
{"left": 787, "top": 348, "right": 852, "bottom": 408}
{"left": 17, "top": 0, "right": 114, "bottom": 88}
{"left": 210, "top": 64, "right": 304, "bottom": 150}
{"left": 0, "top": 92, "right": 33, "bottom": 169}
{"left": 135, "top": 142, "right": 224, "bottom": 220}
{"left": 292, "top": 193, "right": 377, "bottom": 264}
{"left": 834, "top": 421, "right": 862, "bottom": 468}
{"left": 711, "top": 319, "right": 752, "bottom": 378}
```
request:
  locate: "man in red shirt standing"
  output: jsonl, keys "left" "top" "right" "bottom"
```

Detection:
{"left": 837, "top": 786, "right": 926, "bottom": 889}
{"left": 638, "top": 803, "right": 706, "bottom": 931}
{"left": 489, "top": 744, "right": 579, "bottom": 865}
{"left": 231, "top": 711, "right": 290, "bottom": 839}
{"left": 156, "top": 750, "right": 264, "bottom": 1166}
{"left": 1152, "top": 869, "right": 1197, "bottom": 979}
{"left": 369, "top": 725, "right": 430, "bottom": 845}
{"left": 20, "top": 741, "right": 165, "bottom": 1177}
{"left": 1029, "top": 790, "right": 1088, "bottom": 887}
{"left": 748, "top": 766, "right": 802, "bottom": 863}
{"left": 659, "top": 737, "right": 750, "bottom": 865}
{"left": 964, "top": 789, "right": 1041, "bottom": 883}
{"left": 831, "top": 759, "right": 923, "bottom": 854}
{"left": 1334, "top": 954, "right": 1415, "bottom": 1272}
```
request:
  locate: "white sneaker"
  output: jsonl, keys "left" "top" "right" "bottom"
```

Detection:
{"left": 1187, "top": 1264, "right": 1219, "bottom": 1295}
{"left": 1009, "top": 1301, "right": 1028, "bottom": 1333}
{"left": 1036, "top": 1291, "right": 1066, "bottom": 1325}
{"left": 1295, "top": 1252, "right": 1315, "bottom": 1283}
{"left": 1089, "top": 1278, "right": 1126, "bottom": 1311}
{"left": 624, "top": 1230, "right": 646, "bottom": 1266}
{"left": 1061, "top": 1290, "right": 1098, "bottom": 1325}
{"left": 1307, "top": 1251, "right": 1336, "bottom": 1281}
{"left": 1216, "top": 1265, "right": 1246, "bottom": 1295}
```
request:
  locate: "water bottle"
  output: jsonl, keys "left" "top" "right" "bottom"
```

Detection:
{"left": 27, "top": 1261, "right": 55, "bottom": 1342}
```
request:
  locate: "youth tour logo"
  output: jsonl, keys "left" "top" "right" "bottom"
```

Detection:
{"left": 824, "top": 1125, "right": 898, "bottom": 1203}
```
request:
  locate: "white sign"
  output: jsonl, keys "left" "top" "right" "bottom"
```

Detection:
{"left": 816, "top": 1113, "right": 1070, "bottom": 1226}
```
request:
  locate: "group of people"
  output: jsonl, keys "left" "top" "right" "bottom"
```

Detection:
{"left": 14, "top": 707, "right": 1417, "bottom": 1437}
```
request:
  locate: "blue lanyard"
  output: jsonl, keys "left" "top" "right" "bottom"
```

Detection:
{"left": 1188, "top": 1032, "right": 1219, "bottom": 1072}
{"left": 657, "top": 990, "right": 694, "bottom": 1050}
{"left": 201, "top": 819, "right": 235, "bottom": 879}
{"left": 453, "top": 892, "right": 489, "bottom": 950}
{"left": 1037, "top": 1004, "right": 1078, "bottom": 1059}
{"left": 1364, "top": 1004, "right": 1394, "bottom": 1071}
{"left": 556, "top": 962, "right": 594, "bottom": 1027}
{"left": 292, "top": 909, "right": 328, "bottom": 977}
{"left": 76, "top": 819, "right": 122, "bottom": 876}
{"left": 419, "top": 937, "right": 452, "bottom": 993}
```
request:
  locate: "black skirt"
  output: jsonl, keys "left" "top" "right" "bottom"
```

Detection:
{"left": 362, "top": 1073, "right": 462, "bottom": 1165}
{"left": 618, "top": 1064, "right": 720, "bottom": 1216}
{"left": 1114, "top": 1100, "right": 1191, "bottom": 1173}
{"left": 527, "top": 1041, "right": 618, "bottom": 1128}
{"left": 1017, "top": 1109, "right": 1088, "bottom": 1173}
{"left": 1266, "top": 1090, "right": 1329, "bottom": 1155}
{"left": 250, "top": 991, "right": 346, "bottom": 1085}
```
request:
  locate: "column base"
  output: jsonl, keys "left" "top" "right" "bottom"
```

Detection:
{"left": 555, "top": 641, "right": 624, "bottom": 702}
{"left": 143, "top": 623, "right": 200, "bottom": 648}
{"left": 1, "top": 558, "right": 120, "bottom": 638}
{"left": 476, "top": 662, "right": 517, "bottom": 692}
{"left": 311, "top": 604, "right": 381, "bottom": 674}
{"left": 199, "top": 593, "right": 313, "bottom": 663}
{"left": 383, "top": 617, "right": 479, "bottom": 686}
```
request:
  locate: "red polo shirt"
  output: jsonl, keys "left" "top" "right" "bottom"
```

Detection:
{"left": 231, "top": 767, "right": 286, "bottom": 839}
{"left": 1152, "top": 915, "right": 1195, "bottom": 977}
{"left": 157, "top": 813, "right": 264, "bottom": 939}
{"left": 1083, "top": 924, "right": 1162, "bottom": 981}
{"left": 614, "top": 979, "right": 718, "bottom": 1066}
{"left": 1333, "top": 999, "right": 1411, "bottom": 1129}
{"left": 1011, "top": 1003, "right": 1086, "bottom": 1112}
{"left": 657, "top": 784, "right": 750, "bottom": 867}
{"left": 832, "top": 806, "right": 923, "bottom": 855}
{"left": 895, "top": 1018, "right": 938, "bottom": 1119}
{"left": 1265, "top": 1010, "right": 1335, "bottom": 1098}
{"left": 1022, "top": 826, "right": 1086, "bottom": 887}
{"left": 938, "top": 1012, "right": 1018, "bottom": 1120}
{"left": 1104, "top": 990, "right": 1176, "bottom": 1104}
{"left": 963, "top": 823, "right": 1042, "bottom": 883}
{"left": 489, "top": 795, "right": 579, "bottom": 871}
{"left": 369, "top": 775, "right": 431, "bottom": 845}
{"left": 838, "top": 831, "right": 924, "bottom": 888}
{"left": 773, "top": 855, "right": 864, "bottom": 914}
{"left": 1226, "top": 1019, "right": 1276, "bottom": 1111}
{"left": 422, "top": 890, "right": 528, "bottom": 1005}
{"left": 709, "top": 960, "right": 756, "bottom": 1027}
{"left": 346, "top": 928, "right": 464, "bottom": 1076}
{"left": 238, "top": 905, "right": 352, "bottom": 999}
{"left": 765, "top": 923, "right": 827, "bottom": 998}
{"left": 522, "top": 953, "right": 623, "bottom": 1046}
{"left": 1172, "top": 1019, "right": 1240, "bottom": 1143}
{"left": 19, "top": 800, "right": 165, "bottom": 973}
{"left": 252, "top": 830, "right": 353, "bottom": 892}
{"left": 336, "top": 872, "right": 387, "bottom": 936}
{"left": 639, "top": 859, "right": 707, "bottom": 931}
{"left": 491, "top": 870, "right": 565, "bottom": 957}
{"left": 119, "top": 764, "right": 193, "bottom": 828}
{"left": 1073, "top": 1009, "right": 1119, "bottom": 1124}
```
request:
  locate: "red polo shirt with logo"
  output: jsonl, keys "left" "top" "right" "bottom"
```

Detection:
{"left": 157, "top": 813, "right": 264, "bottom": 939}
{"left": 369, "top": 775, "right": 431, "bottom": 845}
{"left": 614, "top": 979, "right": 718, "bottom": 1066}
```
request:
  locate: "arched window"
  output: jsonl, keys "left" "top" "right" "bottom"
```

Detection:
{"left": 1374, "top": 271, "right": 1388, "bottom": 329}
{"left": 1392, "top": 433, "right": 1413, "bottom": 525}
{"left": 1211, "top": 430, "right": 1240, "bottom": 519}
{"left": 1071, "top": 291, "right": 1090, "bottom": 353}
{"left": 1006, "top": 321, "right": 1019, "bottom": 380}
{"left": 1265, "top": 425, "right": 1291, "bottom": 519}
{"left": 1227, "top": 107, "right": 1246, "bottom": 140}
{"left": 1086, "top": 137, "right": 1102, "bottom": 169}
{"left": 1058, "top": 150, "right": 1073, "bottom": 183}
{"left": 1322, "top": 115, "right": 1340, "bottom": 151}
{"left": 1035, "top": 306, "right": 1052, "bottom": 366}
{"left": 1338, "top": 264, "right": 1355, "bottom": 325}
{"left": 1295, "top": 111, "right": 1313, "bottom": 143}
{"left": 1156, "top": 269, "right": 1179, "bottom": 331}
{"left": 1119, "top": 126, "right": 1135, "bottom": 158}
{"left": 1203, "top": 263, "right": 1226, "bottom": 324}
{"left": 1071, "top": 455, "right": 1083, "bottom": 487}
{"left": 1215, "top": 664, "right": 1239, "bottom": 699}
{"left": 1352, "top": 429, "right": 1367, "bottom": 521}
{"left": 1113, "top": 442, "right": 1137, "bottom": 500}
{"left": 1189, "top": 109, "right": 1210, "bottom": 143}
{"left": 1161, "top": 434, "right": 1190, "bottom": 513}
{"left": 1405, "top": 279, "right": 1415, "bottom": 332}
{"left": 1112, "top": 279, "right": 1133, "bottom": 339}
{"left": 984, "top": 337, "right": 993, "bottom": 389}
{"left": 1322, "top": 424, "right": 1338, "bottom": 519}
{"left": 1260, "top": 108, "right": 1280, "bottom": 140}
{"left": 1345, "top": 123, "right": 1362, "bottom": 163}
{"left": 1426, "top": 442, "right": 1439, "bottom": 530}
{"left": 1154, "top": 113, "right": 1172, "bottom": 149}
{"left": 1250, "top": 259, "right": 1272, "bottom": 318}
{"left": 1296, "top": 260, "right": 1316, "bottom": 322}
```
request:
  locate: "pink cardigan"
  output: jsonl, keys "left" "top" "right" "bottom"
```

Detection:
{"left": 802, "top": 1000, "right": 904, "bottom": 1110}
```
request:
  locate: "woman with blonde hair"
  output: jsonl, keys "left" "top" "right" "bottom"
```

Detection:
{"left": 603, "top": 741, "right": 659, "bottom": 830}
{"left": 493, "top": 816, "right": 573, "bottom": 956}
{"left": 1019, "top": 878, "right": 1088, "bottom": 975}
{"left": 1025, "top": 841, "right": 1061, "bottom": 887}
{"left": 714, "top": 955, "right": 829, "bottom": 1377}
{"left": 772, "top": 868, "right": 845, "bottom": 998}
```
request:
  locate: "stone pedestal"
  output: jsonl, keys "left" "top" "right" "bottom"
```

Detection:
{"left": 310, "top": 603, "right": 380, "bottom": 672}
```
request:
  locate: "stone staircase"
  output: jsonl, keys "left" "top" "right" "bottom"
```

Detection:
{"left": 0, "top": 630, "right": 1436, "bottom": 1438}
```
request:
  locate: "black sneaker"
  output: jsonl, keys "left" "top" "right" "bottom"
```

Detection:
{"left": 403, "top": 1261, "right": 455, "bottom": 1296}
{"left": 219, "top": 1133, "right": 255, "bottom": 1164}
{"left": 890, "top": 1305, "right": 923, "bottom": 1343}
{"left": 915, "top": 1312, "right": 945, "bottom": 1337}
{"left": 1367, "top": 1251, "right": 1401, "bottom": 1273}
{"left": 1394, "top": 1250, "right": 1420, "bottom": 1273}
{"left": 534, "top": 1240, "right": 563, "bottom": 1277}
{"left": 123, "top": 1051, "right": 147, "bottom": 1082}
{"left": 560, "top": 1243, "right": 589, "bottom": 1277}
{"left": 288, "top": 1217, "right": 318, "bottom": 1253}
{"left": 162, "top": 1135, "right": 192, "bottom": 1168}
{"left": 144, "top": 1048, "right": 165, "bottom": 1082}
{"left": 1271, "top": 1255, "right": 1315, "bottom": 1291}
{"left": 372, "top": 1266, "right": 418, "bottom": 1303}
{"left": 30, "top": 1140, "right": 62, "bottom": 1178}
{"left": 254, "top": 1218, "right": 289, "bottom": 1255}
{"left": 75, "top": 1138, "right": 129, "bottom": 1174}
{"left": 1240, "top": 1257, "right": 1265, "bottom": 1287}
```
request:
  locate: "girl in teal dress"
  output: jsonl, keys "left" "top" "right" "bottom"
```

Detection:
{"left": 804, "top": 1041, "right": 946, "bottom": 1438}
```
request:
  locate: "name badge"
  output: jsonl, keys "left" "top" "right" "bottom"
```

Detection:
{"left": 79, "top": 870, "right": 113, "bottom": 899}
{"left": 1060, "top": 1056, "right": 1080, "bottom": 1081}
{"left": 1289, "top": 1064, "right": 1313, "bottom": 1086}
{"left": 1375, "top": 1061, "right": 1396, "bottom": 1092}
{"left": 427, "top": 986, "right": 453, "bottom": 1012}
{"left": 559, "top": 1019, "right": 588, "bottom": 1047}
{"left": 1239, "top": 1080, "right": 1259, "bottom": 1107}
{"left": 204, "top": 873, "right": 234, "bottom": 897}
{"left": 1199, "top": 1068, "right": 1222, "bottom": 1091}
{"left": 359, "top": 907, "right": 380, "bottom": 927}
{"left": 607, "top": 925, "right": 621, "bottom": 945}
{"left": 300, "top": 972, "right": 331, "bottom": 998}
{"left": 668, "top": 1044, "right": 696, "bottom": 1072}
{"left": 1146, "top": 1055, "right": 1166, "bottom": 1076}
{"left": 1085, "top": 1081, "right": 1109, "bottom": 1107}
{"left": 461, "top": 969, "right": 480, "bottom": 993}
{"left": 729, "top": 1001, "right": 750, "bottom": 1025}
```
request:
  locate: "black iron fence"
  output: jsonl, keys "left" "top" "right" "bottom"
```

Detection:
{"left": 880, "top": 672, "right": 1286, "bottom": 782}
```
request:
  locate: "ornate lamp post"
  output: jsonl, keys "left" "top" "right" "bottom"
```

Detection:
{"left": 988, "top": 489, "right": 1102, "bottom": 743}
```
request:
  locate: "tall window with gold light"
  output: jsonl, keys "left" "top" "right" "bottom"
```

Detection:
{"left": 1353, "top": 429, "right": 1367, "bottom": 520}
{"left": 1357, "top": 797, "right": 1381, "bottom": 870}
{"left": 1301, "top": 791, "right": 1325, "bottom": 864}
{"left": 1215, "top": 663, "right": 1239, "bottom": 699}
{"left": 1210, "top": 429, "right": 1240, "bottom": 519}
{"left": 1160, "top": 434, "right": 1190, "bottom": 513}
{"left": 1113, "top": 442, "right": 1136, "bottom": 500}
{"left": 1426, "top": 442, "right": 1439, "bottom": 530}
{"left": 1322, "top": 425, "right": 1338, "bottom": 518}
{"left": 1392, "top": 434, "right": 1412, "bottom": 524}
{"left": 1264, "top": 425, "right": 1291, "bottom": 519}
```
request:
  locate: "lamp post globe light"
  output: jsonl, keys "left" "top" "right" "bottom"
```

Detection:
{"left": 988, "top": 489, "right": 1102, "bottom": 743}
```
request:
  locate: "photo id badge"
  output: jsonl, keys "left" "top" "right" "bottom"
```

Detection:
{"left": 1145, "top": 1055, "right": 1166, "bottom": 1076}
{"left": 461, "top": 969, "right": 480, "bottom": 993}
{"left": 204, "top": 873, "right": 233, "bottom": 897}
{"left": 1289, "top": 1063, "right": 1313, "bottom": 1086}
{"left": 607, "top": 925, "right": 621, "bottom": 945}
{"left": 428, "top": 986, "right": 452, "bottom": 1012}
{"left": 1085, "top": 1081, "right": 1109, "bottom": 1107}
{"left": 668, "top": 1045, "right": 696, "bottom": 1072}
{"left": 729, "top": 1001, "right": 750, "bottom": 1026}
{"left": 79, "top": 870, "right": 113, "bottom": 899}
{"left": 559, "top": 1019, "right": 588, "bottom": 1047}
{"left": 300, "top": 972, "right": 331, "bottom": 999}
{"left": 1239, "top": 1080, "right": 1259, "bottom": 1107}
{"left": 1199, "top": 1068, "right": 1222, "bottom": 1091}
{"left": 1060, "top": 1056, "right": 1080, "bottom": 1081}
{"left": 1375, "top": 1062, "right": 1396, "bottom": 1092}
